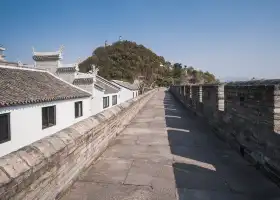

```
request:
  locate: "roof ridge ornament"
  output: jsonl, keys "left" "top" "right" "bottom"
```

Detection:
{"left": 89, "top": 64, "right": 99, "bottom": 75}
{"left": 59, "top": 45, "right": 64, "bottom": 53}
{"left": 17, "top": 61, "right": 23, "bottom": 67}
{"left": 74, "top": 57, "right": 82, "bottom": 72}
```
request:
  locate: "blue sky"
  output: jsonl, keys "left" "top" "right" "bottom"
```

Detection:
{"left": 1, "top": 0, "right": 280, "bottom": 79}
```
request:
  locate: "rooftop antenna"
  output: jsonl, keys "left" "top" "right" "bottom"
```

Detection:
{"left": 32, "top": 47, "right": 35, "bottom": 55}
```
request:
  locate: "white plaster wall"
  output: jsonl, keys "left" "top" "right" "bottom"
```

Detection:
{"left": 35, "top": 60, "right": 59, "bottom": 74}
{"left": 118, "top": 87, "right": 134, "bottom": 103}
{"left": 0, "top": 97, "right": 91, "bottom": 157}
{"left": 56, "top": 72, "right": 75, "bottom": 84}
{"left": 91, "top": 88, "right": 104, "bottom": 115}
{"left": 117, "top": 87, "right": 139, "bottom": 103}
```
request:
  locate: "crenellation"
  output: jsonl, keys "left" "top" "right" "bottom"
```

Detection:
{"left": 170, "top": 81, "right": 280, "bottom": 179}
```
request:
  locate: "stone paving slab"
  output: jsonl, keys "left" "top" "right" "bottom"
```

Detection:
{"left": 78, "top": 158, "right": 133, "bottom": 184}
{"left": 62, "top": 89, "right": 280, "bottom": 200}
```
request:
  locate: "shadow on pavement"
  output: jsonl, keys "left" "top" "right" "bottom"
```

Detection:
{"left": 164, "top": 91, "right": 280, "bottom": 200}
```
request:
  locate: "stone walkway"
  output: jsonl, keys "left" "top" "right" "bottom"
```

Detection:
{"left": 62, "top": 90, "right": 280, "bottom": 200}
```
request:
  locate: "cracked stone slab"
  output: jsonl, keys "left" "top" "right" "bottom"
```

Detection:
{"left": 62, "top": 182, "right": 154, "bottom": 200}
{"left": 78, "top": 158, "right": 133, "bottom": 184}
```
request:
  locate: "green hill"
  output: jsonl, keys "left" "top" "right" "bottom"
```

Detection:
{"left": 79, "top": 40, "right": 218, "bottom": 86}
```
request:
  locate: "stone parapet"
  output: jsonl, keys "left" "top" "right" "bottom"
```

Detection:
{"left": 0, "top": 89, "right": 156, "bottom": 200}
{"left": 170, "top": 82, "right": 280, "bottom": 184}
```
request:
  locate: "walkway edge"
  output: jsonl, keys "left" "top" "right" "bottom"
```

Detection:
{"left": 0, "top": 89, "right": 157, "bottom": 200}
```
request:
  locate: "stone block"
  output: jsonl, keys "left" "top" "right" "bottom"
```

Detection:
{"left": 56, "top": 128, "right": 75, "bottom": 146}
{"left": 32, "top": 139, "right": 57, "bottom": 159}
{"left": 45, "top": 135, "right": 67, "bottom": 152}
{"left": 73, "top": 118, "right": 95, "bottom": 134}
{"left": 0, "top": 168, "right": 10, "bottom": 187}
{"left": 110, "top": 106, "right": 122, "bottom": 115}
{"left": 62, "top": 127, "right": 82, "bottom": 143}
{"left": 16, "top": 146, "right": 46, "bottom": 172}
{"left": 0, "top": 153, "right": 30, "bottom": 179}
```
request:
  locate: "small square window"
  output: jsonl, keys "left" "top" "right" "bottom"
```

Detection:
{"left": 112, "top": 95, "right": 117, "bottom": 105}
{"left": 0, "top": 113, "right": 11, "bottom": 144}
{"left": 75, "top": 101, "right": 83, "bottom": 118}
{"left": 42, "top": 106, "right": 56, "bottom": 129}
{"left": 103, "top": 97, "right": 109, "bottom": 108}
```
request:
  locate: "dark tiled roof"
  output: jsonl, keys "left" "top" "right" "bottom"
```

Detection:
{"left": 56, "top": 67, "right": 76, "bottom": 73}
{"left": 0, "top": 67, "right": 91, "bottom": 107}
{"left": 96, "top": 75, "right": 120, "bottom": 94}
{"left": 97, "top": 75, "right": 120, "bottom": 89}
{"left": 32, "top": 51, "right": 62, "bottom": 61}
{"left": 73, "top": 78, "right": 93, "bottom": 85}
{"left": 94, "top": 83, "right": 105, "bottom": 91}
{"left": 112, "top": 80, "right": 138, "bottom": 90}
{"left": 33, "top": 55, "right": 61, "bottom": 61}
{"left": 96, "top": 79, "right": 119, "bottom": 94}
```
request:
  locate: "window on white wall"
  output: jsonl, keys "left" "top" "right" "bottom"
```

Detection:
{"left": 103, "top": 97, "right": 109, "bottom": 108}
{"left": 42, "top": 106, "right": 56, "bottom": 129}
{"left": 0, "top": 113, "right": 10, "bottom": 144}
{"left": 75, "top": 101, "right": 83, "bottom": 118}
{"left": 112, "top": 95, "right": 117, "bottom": 105}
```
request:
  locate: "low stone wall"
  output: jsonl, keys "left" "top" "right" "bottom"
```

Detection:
{"left": 170, "top": 82, "right": 280, "bottom": 183}
{"left": 0, "top": 90, "right": 156, "bottom": 200}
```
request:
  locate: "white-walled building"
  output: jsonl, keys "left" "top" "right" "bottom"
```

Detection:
{"left": 0, "top": 46, "right": 144, "bottom": 157}
{"left": 111, "top": 80, "right": 139, "bottom": 102}
{"left": 0, "top": 64, "right": 92, "bottom": 157}
{"left": 32, "top": 47, "right": 121, "bottom": 114}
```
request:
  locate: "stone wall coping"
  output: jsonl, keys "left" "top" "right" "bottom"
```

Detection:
{"left": 172, "top": 83, "right": 224, "bottom": 87}
{"left": 226, "top": 79, "right": 280, "bottom": 86}
{"left": 0, "top": 89, "right": 155, "bottom": 194}
{"left": 172, "top": 79, "right": 280, "bottom": 87}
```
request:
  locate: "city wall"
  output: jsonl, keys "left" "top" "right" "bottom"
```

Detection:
{"left": 170, "top": 82, "right": 280, "bottom": 182}
{"left": 0, "top": 89, "right": 156, "bottom": 200}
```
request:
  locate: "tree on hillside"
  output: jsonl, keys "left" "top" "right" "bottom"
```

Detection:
{"left": 79, "top": 40, "right": 218, "bottom": 87}
{"left": 79, "top": 40, "right": 166, "bottom": 85}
